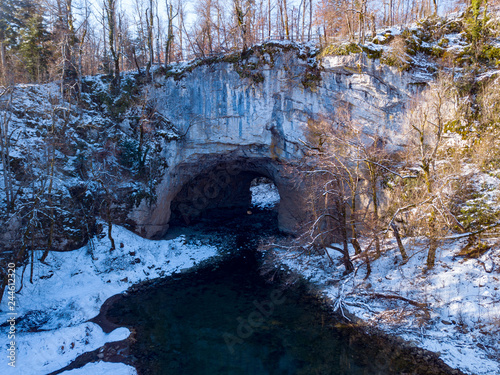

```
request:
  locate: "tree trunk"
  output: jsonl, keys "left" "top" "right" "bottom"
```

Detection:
{"left": 0, "top": 41, "right": 7, "bottom": 85}
{"left": 351, "top": 238, "right": 362, "bottom": 255}
{"left": 368, "top": 162, "right": 381, "bottom": 258}
{"left": 350, "top": 182, "right": 360, "bottom": 254}
{"left": 268, "top": 0, "right": 271, "bottom": 38}
{"left": 234, "top": 0, "right": 248, "bottom": 51}
{"left": 39, "top": 157, "right": 55, "bottom": 264}
{"left": 308, "top": 0, "right": 312, "bottom": 41}
{"left": 340, "top": 201, "right": 354, "bottom": 274}
{"left": 282, "top": 0, "right": 290, "bottom": 39}
{"left": 77, "top": 28, "right": 87, "bottom": 101}
{"left": 106, "top": 0, "right": 120, "bottom": 89}
{"left": 40, "top": 115, "right": 57, "bottom": 264}
{"left": 145, "top": 4, "right": 154, "bottom": 80}
{"left": 364, "top": 251, "right": 371, "bottom": 278}
{"left": 0, "top": 192, "right": 40, "bottom": 305}
{"left": 358, "top": 0, "right": 366, "bottom": 44}
{"left": 178, "top": 1, "right": 184, "bottom": 60}
{"left": 345, "top": 14, "right": 353, "bottom": 42}
{"left": 165, "top": 2, "right": 175, "bottom": 67}
{"left": 156, "top": 5, "right": 161, "bottom": 66}
{"left": 370, "top": 13, "right": 376, "bottom": 39}
{"left": 108, "top": 210, "right": 116, "bottom": 251}
{"left": 0, "top": 89, "right": 13, "bottom": 211}
{"left": 133, "top": 47, "right": 141, "bottom": 75}
{"left": 426, "top": 237, "right": 438, "bottom": 269}
{"left": 391, "top": 222, "right": 408, "bottom": 263}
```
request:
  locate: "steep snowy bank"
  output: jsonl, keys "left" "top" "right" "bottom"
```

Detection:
{"left": 277, "top": 239, "right": 500, "bottom": 375}
{"left": 0, "top": 224, "right": 218, "bottom": 375}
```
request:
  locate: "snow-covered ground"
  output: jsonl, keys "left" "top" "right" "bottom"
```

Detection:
{"left": 277, "top": 238, "right": 500, "bottom": 375}
{"left": 0, "top": 182, "right": 276, "bottom": 374}
{"left": 1, "top": 189, "right": 498, "bottom": 375}
{"left": 250, "top": 182, "right": 280, "bottom": 209}
{"left": 0, "top": 224, "right": 218, "bottom": 375}
{"left": 57, "top": 361, "right": 137, "bottom": 375}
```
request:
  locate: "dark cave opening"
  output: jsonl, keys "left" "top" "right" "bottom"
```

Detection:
{"left": 169, "top": 165, "right": 281, "bottom": 228}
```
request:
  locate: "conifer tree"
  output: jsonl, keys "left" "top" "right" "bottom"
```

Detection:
{"left": 18, "top": 11, "right": 52, "bottom": 82}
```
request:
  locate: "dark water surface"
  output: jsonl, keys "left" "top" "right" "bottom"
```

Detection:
{"left": 105, "top": 210, "right": 456, "bottom": 375}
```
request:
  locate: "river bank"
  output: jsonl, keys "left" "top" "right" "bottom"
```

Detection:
{"left": 0, "top": 184, "right": 498, "bottom": 374}
{"left": 0, "top": 224, "right": 218, "bottom": 375}
{"left": 274, "top": 238, "right": 500, "bottom": 375}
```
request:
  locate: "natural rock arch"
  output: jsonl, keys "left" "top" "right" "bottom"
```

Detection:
{"left": 126, "top": 47, "right": 417, "bottom": 240}
{"left": 139, "top": 155, "right": 307, "bottom": 239}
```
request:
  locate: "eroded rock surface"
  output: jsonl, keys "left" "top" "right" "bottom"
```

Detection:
{"left": 129, "top": 46, "right": 419, "bottom": 238}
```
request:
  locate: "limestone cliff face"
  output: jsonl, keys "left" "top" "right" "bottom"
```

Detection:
{"left": 129, "top": 46, "right": 425, "bottom": 239}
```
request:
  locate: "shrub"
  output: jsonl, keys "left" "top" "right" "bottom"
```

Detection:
{"left": 119, "top": 139, "right": 140, "bottom": 169}
{"left": 320, "top": 42, "right": 362, "bottom": 57}
{"left": 380, "top": 36, "right": 412, "bottom": 71}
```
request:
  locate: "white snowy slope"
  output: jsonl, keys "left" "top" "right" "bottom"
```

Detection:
{"left": 278, "top": 238, "right": 500, "bottom": 375}
{"left": 0, "top": 224, "right": 218, "bottom": 375}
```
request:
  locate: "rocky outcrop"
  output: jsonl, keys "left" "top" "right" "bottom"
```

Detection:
{"left": 127, "top": 44, "right": 422, "bottom": 239}
{"left": 0, "top": 45, "right": 424, "bottom": 250}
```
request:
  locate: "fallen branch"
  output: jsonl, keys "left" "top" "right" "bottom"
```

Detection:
{"left": 355, "top": 291, "right": 428, "bottom": 309}
{"left": 440, "top": 220, "right": 500, "bottom": 240}
{"left": 343, "top": 300, "right": 377, "bottom": 313}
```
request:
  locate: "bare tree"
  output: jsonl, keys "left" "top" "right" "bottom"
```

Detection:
{"left": 193, "top": 0, "right": 214, "bottom": 56}
{"left": 405, "top": 76, "right": 459, "bottom": 269}
{"left": 88, "top": 145, "right": 120, "bottom": 251}
{"left": 145, "top": 0, "right": 154, "bottom": 79}
{"left": 176, "top": 0, "right": 185, "bottom": 60}
{"left": 0, "top": 87, "right": 14, "bottom": 211}
{"left": 104, "top": 0, "right": 121, "bottom": 88}
{"left": 358, "top": 0, "right": 367, "bottom": 44}
{"left": 60, "top": 0, "right": 78, "bottom": 86}
{"left": 0, "top": 39, "right": 8, "bottom": 86}
{"left": 315, "top": 0, "right": 354, "bottom": 43}
{"left": 234, "top": 0, "right": 250, "bottom": 50}
{"left": 40, "top": 97, "right": 72, "bottom": 263}
{"left": 165, "top": 0, "right": 177, "bottom": 66}
{"left": 298, "top": 0, "right": 313, "bottom": 41}
{"left": 277, "top": 0, "right": 290, "bottom": 39}
{"left": 299, "top": 111, "right": 375, "bottom": 274}
{"left": 76, "top": 0, "right": 91, "bottom": 100}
